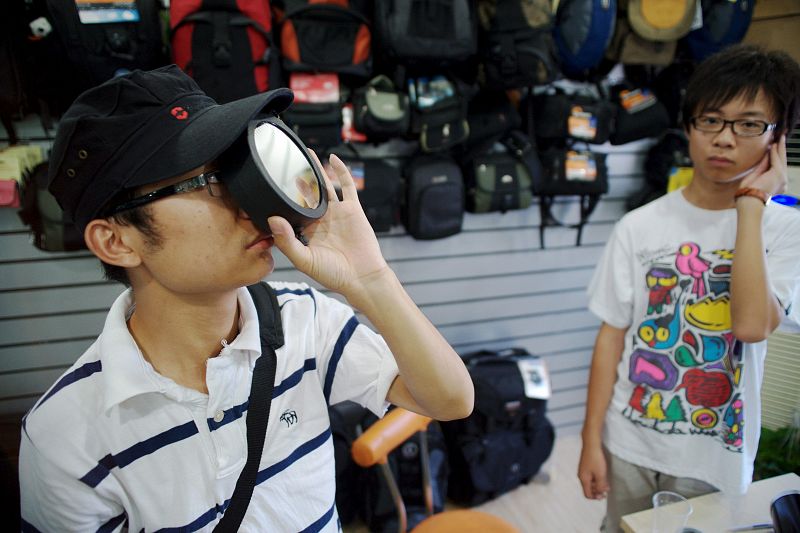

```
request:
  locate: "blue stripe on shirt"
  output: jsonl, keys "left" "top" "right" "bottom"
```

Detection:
{"left": 276, "top": 286, "right": 317, "bottom": 316}
{"left": 97, "top": 512, "right": 127, "bottom": 533}
{"left": 33, "top": 360, "right": 102, "bottom": 412}
{"left": 82, "top": 357, "right": 320, "bottom": 489}
{"left": 207, "top": 358, "right": 317, "bottom": 431}
{"left": 273, "top": 358, "right": 317, "bottom": 398}
{"left": 164, "top": 428, "right": 333, "bottom": 532}
{"left": 299, "top": 500, "right": 337, "bottom": 533}
{"left": 323, "top": 316, "right": 359, "bottom": 404}
{"left": 80, "top": 421, "right": 199, "bottom": 488}
{"left": 256, "top": 428, "right": 331, "bottom": 484}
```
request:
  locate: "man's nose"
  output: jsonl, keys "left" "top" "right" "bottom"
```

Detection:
{"left": 711, "top": 123, "right": 736, "bottom": 146}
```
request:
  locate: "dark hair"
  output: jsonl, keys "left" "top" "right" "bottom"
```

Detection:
{"left": 681, "top": 44, "right": 800, "bottom": 137}
{"left": 100, "top": 204, "right": 162, "bottom": 286}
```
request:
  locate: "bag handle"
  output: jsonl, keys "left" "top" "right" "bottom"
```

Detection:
{"left": 214, "top": 282, "right": 283, "bottom": 532}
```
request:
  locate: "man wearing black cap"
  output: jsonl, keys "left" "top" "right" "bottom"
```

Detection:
{"left": 19, "top": 65, "right": 474, "bottom": 532}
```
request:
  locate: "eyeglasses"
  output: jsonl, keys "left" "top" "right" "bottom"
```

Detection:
{"left": 104, "top": 171, "right": 224, "bottom": 216}
{"left": 690, "top": 115, "right": 776, "bottom": 137}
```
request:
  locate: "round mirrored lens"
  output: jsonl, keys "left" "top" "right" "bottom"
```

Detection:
{"left": 252, "top": 121, "right": 321, "bottom": 209}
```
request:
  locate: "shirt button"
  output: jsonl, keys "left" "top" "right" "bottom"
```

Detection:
{"left": 213, "top": 411, "right": 224, "bottom": 423}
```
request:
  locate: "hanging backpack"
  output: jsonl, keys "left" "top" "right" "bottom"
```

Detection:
{"left": 171, "top": 0, "right": 274, "bottom": 104}
{"left": 476, "top": 0, "right": 559, "bottom": 89}
{"left": 44, "top": 0, "right": 166, "bottom": 88}
{"left": 684, "top": 0, "right": 754, "bottom": 62}
{"left": 373, "top": 0, "right": 478, "bottom": 65}
{"left": 275, "top": 0, "right": 372, "bottom": 79}
{"left": 18, "top": 161, "right": 87, "bottom": 252}
{"left": 553, "top": 0, "right": 617, "bottom": 80}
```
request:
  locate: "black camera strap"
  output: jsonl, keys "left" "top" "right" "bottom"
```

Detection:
{"left": 214, "top": 282, "right": 284, "bottom": 532}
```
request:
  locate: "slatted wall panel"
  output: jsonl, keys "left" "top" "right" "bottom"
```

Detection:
{"left": 0, "top": 115, "right": 649, "bottom": 435}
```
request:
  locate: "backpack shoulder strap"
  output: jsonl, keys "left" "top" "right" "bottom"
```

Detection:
{"left": 214, "top": 282, "right": 283, "bottom": 532}
{"left": 246, "top": 281, "right": 285, "bottom": 350}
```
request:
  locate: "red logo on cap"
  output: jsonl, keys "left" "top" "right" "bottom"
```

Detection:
{"left": 171, "top": 106, "right": 189, "bottom": 120}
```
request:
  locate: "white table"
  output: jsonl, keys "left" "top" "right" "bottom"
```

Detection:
{"left": 621, "top": 473, "right": 800, "bottom": 532}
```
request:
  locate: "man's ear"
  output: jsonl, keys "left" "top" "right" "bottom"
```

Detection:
{"left": 84, "top": 219, "right": 142, "bottom": 268}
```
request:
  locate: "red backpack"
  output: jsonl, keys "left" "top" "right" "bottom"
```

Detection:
{"left": 171, "top": 0, "right": 273, "bottom": 103}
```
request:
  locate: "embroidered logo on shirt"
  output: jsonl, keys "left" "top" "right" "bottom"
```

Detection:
{"left": 280, "top": 409, "right": 298, "bottom": 427}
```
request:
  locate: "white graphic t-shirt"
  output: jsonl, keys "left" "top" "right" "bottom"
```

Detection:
{"left": 588, "top": 189, "right": 800, "bottom": 494}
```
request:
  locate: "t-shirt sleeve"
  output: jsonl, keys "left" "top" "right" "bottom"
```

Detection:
{"left": 587, "top": 220, "right": 635, "bottom": 329}
{"left": 19, "top": 426, "right": 125, "bottom": 532}
{"left": 768, "top": 212, "right": 800, "bottom": 332}
{"left": 312, "top": 289, "right": 399, "bottom": 417}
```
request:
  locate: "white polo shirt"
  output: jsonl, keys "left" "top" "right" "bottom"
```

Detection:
{"left": 20, "top": 282, "right": 399, "bottom": 532}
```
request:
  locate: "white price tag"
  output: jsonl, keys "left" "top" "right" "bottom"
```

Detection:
{"left": 517, "top": 357, "right": 551, "bottom": 399}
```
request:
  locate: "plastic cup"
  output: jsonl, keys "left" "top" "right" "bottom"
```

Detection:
{"left": 651, "top": 490, "right": 692, "bottom": 533}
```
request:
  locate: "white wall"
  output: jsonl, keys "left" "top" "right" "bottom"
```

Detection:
{"left": 0, "top": 115, "right": 650, "bottom": 435}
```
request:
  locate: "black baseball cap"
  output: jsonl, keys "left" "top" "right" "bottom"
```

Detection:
{"left": 47, "top": 64, "right": 293, "bottom": 232}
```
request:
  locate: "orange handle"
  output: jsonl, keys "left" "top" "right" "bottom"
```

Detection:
{"left": 351, "top": 408, "right": 433, "bottom": 467}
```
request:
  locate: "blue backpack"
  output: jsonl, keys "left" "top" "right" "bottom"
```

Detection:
{"left": 685, "top": 0, "right": 754, "bottom": 62}
{"left": 553, "top": 0, "right": 616, "bottom": 79}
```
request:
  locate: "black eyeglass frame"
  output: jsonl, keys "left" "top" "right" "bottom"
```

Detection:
{"left": 690, "top": 115, "right": 777, "bottom": 137}
{"left": 103, "top": 171, "right": 222, "bottom": 217}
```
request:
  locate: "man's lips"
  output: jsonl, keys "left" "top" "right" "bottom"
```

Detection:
{"left": 247, "top": 234, "right": 274, "bottom": 250}
{"left": 708, "top": 156, "right": 734, "bottom": 166}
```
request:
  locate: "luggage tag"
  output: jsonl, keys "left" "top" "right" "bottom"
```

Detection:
{"left": 516, "top": 356, "right": 551, "bottom": 399}
{"left": 565, "top": 150, "right": 597, "bottom": 181}
{"left": 567, "top": 105, "right": 598, "bottom": 140}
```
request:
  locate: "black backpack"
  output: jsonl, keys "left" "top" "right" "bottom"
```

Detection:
{"left": 441, "top": 348, "right": 555, "bottom": 506}
{"left": 328, "top": 401, "right": 371, "bottom": 526}
{"left": 374, "top": 0, "right": 478, "bottom": 66}
{"left": 275, "top": 0, "right": 373, "bottom": 80}
{"left": 44, "top": 0, "right": 167, "bottom": 89}
{"left": 476, "top": 0, "right": 559, "bottom": 89}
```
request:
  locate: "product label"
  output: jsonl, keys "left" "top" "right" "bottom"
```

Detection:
{"left": 76, "top": 0, "right": 140, "bottom": 24}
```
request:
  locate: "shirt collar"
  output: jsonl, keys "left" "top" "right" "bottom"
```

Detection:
{"left": 100, "top": 287, "right": 264, "bottom": 412}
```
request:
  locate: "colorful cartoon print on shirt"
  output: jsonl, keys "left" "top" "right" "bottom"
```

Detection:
{"left": 623, "top": 243, "right": 743, "bottom": 452}
{"left": 646, "top": 266, "right": 678, "bottom": 314}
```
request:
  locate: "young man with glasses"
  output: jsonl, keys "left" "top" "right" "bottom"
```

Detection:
{"left": 578, "top": 44, "right": 800, "bottom": 531}
{"left": 19, "top": 66, "right": 474, "bottom": 531}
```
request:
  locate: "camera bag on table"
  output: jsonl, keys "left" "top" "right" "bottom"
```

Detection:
{"left": 441, "top": 348, "right": 554, "bottom": 506}
{"left": 463, "top": 130, "right": 542, "bottom": 214}
{"left": 351, "top": 75, "right": 410, "bottom": 142}
{"left": 337, "top": 146, "right": 402, "bottom": 232}
{"left": 536, "top": 145, "right": 608, "bottom": 248}
{"left": 401, "top": 154, "right": 465, "bottom": 240}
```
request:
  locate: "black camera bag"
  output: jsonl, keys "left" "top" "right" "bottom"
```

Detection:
{"left": 282, "top": 101, "right": 342, "bottom": 150}
{"left": 402, "top": 154, "right": 464, "bottom": 240}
